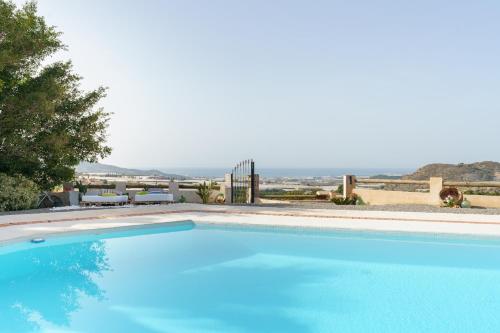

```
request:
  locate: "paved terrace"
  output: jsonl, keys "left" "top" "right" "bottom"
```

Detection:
{"left": 2, "top": 204, "right": 500, "bottom": 244}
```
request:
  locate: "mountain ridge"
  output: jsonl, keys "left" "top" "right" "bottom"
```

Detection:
{"left": 403, "top": 161, "right": 500, "bottom": 181}
{"left": 76, "top": 162, "right": 187, "bottom": 179}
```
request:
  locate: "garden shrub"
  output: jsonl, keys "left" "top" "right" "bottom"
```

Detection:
{"left": 0, "top": 173, "right": 40, "bottom": 212}
{"left": 331, "top": 194, "right": 358, "bottom": 205}
{"left": 336, "top": 184, "right": 344, "bottom": 194}
{"left": 196, "top": 182, "right": 213, "bottom": 204}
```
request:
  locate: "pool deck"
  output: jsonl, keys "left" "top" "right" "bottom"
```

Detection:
{"left": 2, "top": 203, "right": 500, "bottom": 244}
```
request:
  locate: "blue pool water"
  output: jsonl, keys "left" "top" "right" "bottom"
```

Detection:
{"left": 2, "top": 222, "right": 500, "bottom": 332}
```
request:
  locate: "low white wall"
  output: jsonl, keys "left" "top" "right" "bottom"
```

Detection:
{"left": 179, "top": 189, "right": 202, "bottom": 203}
{"left": 354, "top": 188, "right": 500, "bottom": 208}
{"left": 179, "top": 189, "right": 224, "bottom": 204}
{"left": 465, "top": 195, "right": 500, "bottom": 209}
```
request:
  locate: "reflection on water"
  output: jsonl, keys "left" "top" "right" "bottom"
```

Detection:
{"left": 3, "top": 225, "right": 500, "bottom": 332}
{"left": 0, "top": 240, "right": 109, "bottom": 332}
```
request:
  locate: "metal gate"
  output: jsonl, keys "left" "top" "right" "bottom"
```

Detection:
{"left": 231, "top": 159, "right": 255, "bottom": 204}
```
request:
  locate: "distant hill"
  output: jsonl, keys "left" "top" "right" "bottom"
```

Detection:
{"left": 403, "top": 161, "right": 500, "bottom": 181}
{"left": 76, "top": 162, "right": 187, "bottom": 179}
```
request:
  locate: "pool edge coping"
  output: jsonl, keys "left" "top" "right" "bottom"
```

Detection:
{"left": 2, "top": 204, "right": 500, "bottom": 244}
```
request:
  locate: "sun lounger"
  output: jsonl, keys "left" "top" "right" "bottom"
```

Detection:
{"left": 81, "top": 194, "right": 128, "bottom": 206}
{"left": 133, "top": 192, "right": 174, "bottom": 204}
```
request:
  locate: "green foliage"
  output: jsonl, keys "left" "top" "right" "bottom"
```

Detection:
{"left": 336, "top": 184, "right": 344, "bottom": 194}
{"left": 178, "top": 195, "right": 186, "bottom": 203}
{"left": 258, "top": 194, "right": 317, "bottom": 201}
{"left": 0, "top": 173, "right": 39, "bottom": 211}
{"left": 0, "top": 1, "right": 111, "bottom": 190}
{"left": 331, "top": 194, "right": 358, "bottom": 205}
{"left": 196, "top": 181, "right": 213, "bottom": 204}
{"left": 74, "top": 180, "right": 87, "bottom": 194}
{"left": 442, "top": 195, "right": 458, "bottom": 208}
{"left": 261, "top": 188, "right": 331, "bottom": 201}
{"left": 464, "top": 190, "right": 500, "bottom": 196}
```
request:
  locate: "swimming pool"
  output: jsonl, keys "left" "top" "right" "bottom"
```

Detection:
{"left": 2, "top": 221, "right": 500, "bottom": 332}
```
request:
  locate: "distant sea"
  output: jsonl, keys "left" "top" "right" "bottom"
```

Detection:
{"left": 159, "top": 167, "right": 414, "bottom": 179}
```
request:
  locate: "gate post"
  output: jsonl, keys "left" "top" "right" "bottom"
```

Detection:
{"left": 251, "top": 174, "right": 259, "bottom": 203}
{"left": 168, "top": 180, "right": 180, "bottom": 201}
{"left": 429, "top": 177, "right": 443, "bottom": 206}
{"left": 343, "top": 175, "right": 356, "bottom": 198}
{"left": 250, "top": 161, "right": 255, "bottom": 203}
{"left": 230, "top": 173, "right": 234, "bottom": 203}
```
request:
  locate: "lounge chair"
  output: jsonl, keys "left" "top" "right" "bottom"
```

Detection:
{"left": 81, "top": 192, "right": 128, "bottom": 206}
{"left": 133, "top": 190, "right": 174, "bottom": 204}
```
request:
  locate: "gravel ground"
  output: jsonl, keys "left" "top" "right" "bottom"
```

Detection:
{"left": 259, "top": 201, "right": 500, "bottom": 215}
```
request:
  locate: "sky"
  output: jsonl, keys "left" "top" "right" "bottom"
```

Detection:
{"left": 14, "top": 0, "right": 500, "bottom": 169}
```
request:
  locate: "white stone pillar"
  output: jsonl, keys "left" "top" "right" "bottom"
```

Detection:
{"left": 223, "top": 173, "right": 232, "bottom": 203}
{"left": 169, "top": 180, "right": 180, "bottom": 201}
{"left": 429, "top": 177, "right": 443, "bottom": 205}
{"left": 114, "top": 181, "right": 127, "bottom": 194}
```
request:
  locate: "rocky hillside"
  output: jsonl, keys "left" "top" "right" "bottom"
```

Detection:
{"left": 403, "top": 161, "right": 500, "bottom": 181}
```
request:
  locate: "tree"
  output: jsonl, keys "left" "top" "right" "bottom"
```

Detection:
{"left": 0, "top": 173, "right": 39, "bottom": 211}
{"left": 0, "top": 1, "right": 111, "bottom": 190}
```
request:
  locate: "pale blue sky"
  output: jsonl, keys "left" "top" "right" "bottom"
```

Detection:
{"left": 19, "top": 0, "right": 500, "bottom": 168}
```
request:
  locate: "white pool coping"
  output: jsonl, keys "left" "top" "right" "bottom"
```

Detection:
{"left": 1, "top": 203, "right": 500, "bottom": 244}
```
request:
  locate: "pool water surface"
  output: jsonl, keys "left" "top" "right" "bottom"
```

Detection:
{"left": 1, "top": 221, "right": 500, "bottom": 332}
